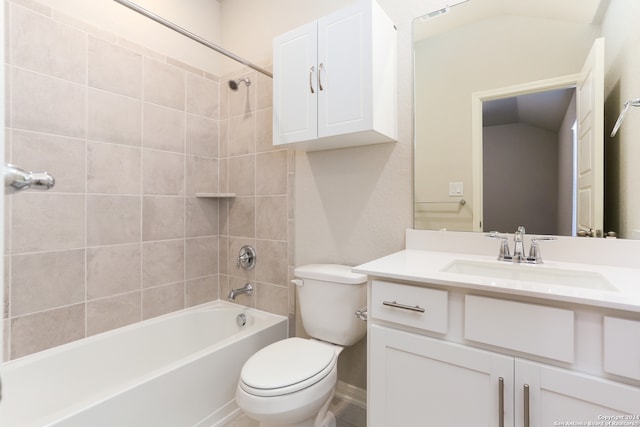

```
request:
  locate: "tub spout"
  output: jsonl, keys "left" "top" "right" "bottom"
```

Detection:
{"left": 228, "top": 283, "right": 253, "bottom": 301}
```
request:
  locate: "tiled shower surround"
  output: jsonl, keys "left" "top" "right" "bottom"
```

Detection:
{"left": 3, "top": 0, "right": 293, "bottom": 360}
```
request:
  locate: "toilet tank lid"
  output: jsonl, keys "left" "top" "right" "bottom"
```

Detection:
{"left": 294, "top": 264, "right": 367, "bottom": 284}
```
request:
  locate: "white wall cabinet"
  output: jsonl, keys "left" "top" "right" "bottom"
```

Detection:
{"left": 368, "top": 282, "right": 640, "bottom": 427}
{"left": 272, "top": 0, "right": 397, "bottom": 151}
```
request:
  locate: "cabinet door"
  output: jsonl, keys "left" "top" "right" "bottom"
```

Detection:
{"left": 515, "top": 359, "right": 640, "bottom": 427}
{"left": 317, "top": 2, "right": 372, "bottom": 139}
{"left": 272, "top": 21, "right": 318, "bottom": 145}
{"left": 369, "top": 325, "right": 514, "bottom": 427}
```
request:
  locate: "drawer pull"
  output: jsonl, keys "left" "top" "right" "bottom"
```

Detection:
{"left": 382, "top": 300, "right": 425, "bottom": 313}
{"left": 498, "top": 377, "right": 504, "bottom": 427}
{"left": 523, "top": 384, "right": 530, "bottom": 427}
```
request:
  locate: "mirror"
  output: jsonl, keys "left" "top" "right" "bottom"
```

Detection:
{"left": 413, "top": 0, "right": 640, "bottom": 238}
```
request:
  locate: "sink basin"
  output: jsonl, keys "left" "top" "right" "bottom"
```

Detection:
{"left": 441, "top": 260, "right": 617, "bottom": 291}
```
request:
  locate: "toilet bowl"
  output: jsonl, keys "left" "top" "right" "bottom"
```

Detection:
{"left": 236, "top": 338, "right": 341, "bottom": 427}
{"left": 235, "top": 264, "right": 367, "bottom": 427}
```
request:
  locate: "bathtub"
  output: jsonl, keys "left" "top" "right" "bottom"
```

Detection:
{"left": 0, "top": 300, "right": 287, "bottom": 427}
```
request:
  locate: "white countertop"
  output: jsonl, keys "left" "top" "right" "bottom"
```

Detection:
{"left": 354, "top": 248, "right": 640, "bottom": 313}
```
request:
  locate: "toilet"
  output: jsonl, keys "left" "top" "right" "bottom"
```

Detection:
{"left": 235, "top": 264, "right": 367, "bottom": 427}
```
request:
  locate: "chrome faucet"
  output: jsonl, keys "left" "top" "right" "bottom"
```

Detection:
{"left": 487, "top": 226, "right": 556, "bottom": 264}
{"left": 228, "top": 283, "right": 253, "bottom": 301}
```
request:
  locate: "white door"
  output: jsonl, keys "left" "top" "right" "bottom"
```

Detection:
{"left": 369, "top": 325, "right": 514, "bottom": 427}
{"left": 272, "top": 21, "right": 318, "bottom": 145}
{"left": 515, "top": 359, "right": 640, "bottom": 427}
{"left": 576, "top": 37, "right": 605, "bottom": 236}
{"left": 317, "top": 2, "right": 372, "bottom": 139}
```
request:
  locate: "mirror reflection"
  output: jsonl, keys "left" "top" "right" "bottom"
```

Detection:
{"left": 413, "top": 0, "right": 640, "bottom": 239}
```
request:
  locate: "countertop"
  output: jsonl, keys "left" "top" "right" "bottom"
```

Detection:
{"left": 354, "top": 248, "right": 640, "bottom": 313}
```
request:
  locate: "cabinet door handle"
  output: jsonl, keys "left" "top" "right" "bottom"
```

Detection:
{"left": 498, "top": 377, "right": 504, "bottom": 427}
{"left": 382, "top": 300, "right": 425, "bottom": 313}
{"left": 318, "top": 62, "right": 324, "bottom": 91}
{"left": 309, "top": 66, "right": 315, "bottom": 94}
{"left": 523, "top": 384, "right": 530, "bottom": 427}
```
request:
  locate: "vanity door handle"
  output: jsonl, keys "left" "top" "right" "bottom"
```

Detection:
{"left": 498, "top": 377, "right": 504, "bottom": 427}
{"left": 523, "top": 384, "right": 530, "bottom": 427}
{"left": 309, "top": 66, "right": 315, "bottom": 94}
{"left": 382, "top": 300, "right": 425, "bottom": 313}
{"left": 318, "top": 62, "right": 324, "bottom": 91}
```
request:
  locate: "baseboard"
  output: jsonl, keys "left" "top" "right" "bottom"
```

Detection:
{"left": 335, "top": 380, "right": 367, "bottom": 409}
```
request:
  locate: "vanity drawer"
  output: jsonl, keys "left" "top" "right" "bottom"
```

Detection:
{"left": 604, "top": 316, "right": 640, "bottom": 381}
{"left": 371, "top": 280, "right": 448, "bottom": 334}
{"left": 465, "top": 295, "right": 575, "bottom": 363}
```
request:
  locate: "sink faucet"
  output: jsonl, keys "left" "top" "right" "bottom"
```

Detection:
{"left": 487, "top": 226, "right": 556, "bottom": 264}
{"left": 512, "top": 225, "right": 526, "bottom": 262}
{"left": 228, "top": 283, "right": 254, "bottom": 301}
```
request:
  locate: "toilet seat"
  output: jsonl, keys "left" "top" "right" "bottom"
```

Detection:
{"left": 239, "top": 338, "right": 337, "bottom": 397}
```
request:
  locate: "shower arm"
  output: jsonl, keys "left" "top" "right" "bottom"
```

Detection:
{"left": 112, "top": 0, "right": 273, "bottom": 79}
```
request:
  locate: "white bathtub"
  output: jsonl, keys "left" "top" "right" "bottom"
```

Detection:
{"left": 0, "top": 300, "right": 288, "bottom": 427}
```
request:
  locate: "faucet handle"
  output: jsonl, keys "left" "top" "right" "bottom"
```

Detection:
{"left": 527, "top": 236, "right": 557, "bottom": 264}
{"left": 486, "top": 231, "right": 511, "bottom": 261}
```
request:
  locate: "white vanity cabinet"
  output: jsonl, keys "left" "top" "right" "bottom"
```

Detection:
{"left": 367, "top": 280, "right": 640, "bottom": 427}
{"left": 272, "top": 0, "right": 397, "bottom": 151}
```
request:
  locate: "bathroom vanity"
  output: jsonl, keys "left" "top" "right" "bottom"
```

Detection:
{"left": 354, "top": 230, "right": 640, "bottom": 427}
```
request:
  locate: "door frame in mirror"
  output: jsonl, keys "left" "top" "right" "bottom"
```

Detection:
{"left": 471, "top": 74, "right": 580, "bottom": 232}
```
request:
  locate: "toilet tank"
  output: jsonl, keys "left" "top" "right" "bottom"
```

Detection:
{"left": 293, "top": 264, "right": 367, "bottom": 346}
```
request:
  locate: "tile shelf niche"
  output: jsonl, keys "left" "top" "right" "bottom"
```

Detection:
{"left": 195, "top": 193, "right": 236, "bottom": 198}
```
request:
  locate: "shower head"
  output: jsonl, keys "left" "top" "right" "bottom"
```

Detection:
{"left": 229, "top": 77, "right": 251, "bottom": 91}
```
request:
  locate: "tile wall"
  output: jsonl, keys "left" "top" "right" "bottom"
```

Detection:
{"left": 3, "top": 0, "right": 293, "bottom": 360}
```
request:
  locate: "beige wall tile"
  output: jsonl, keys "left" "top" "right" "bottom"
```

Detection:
{"left": 186, "top": 156, "right": 217, "bottom": 195}
{"left": 12, "top": 194, "right": 85, "bottom": 253}
{"left": 186, "top": 73, "right": 219, "bottom": 119}
{"left": 256, "top": 150, "right": 287, "bottom": 195}
{"left": 218, "top": 236, "right": 228, "bottom": 275}
{"left": 11, "top": 249, "right": 85, "bottom": 316}
{"left": 186, "top": 276, "right": 218, "bottom": 307}
{"left": 256, "top": 71, "right": 273, "bottom": 112}
{"left": 142, "top": 103, "right": 185, "bottom": 153}
{"left": 11, "top": 303, "right": 85, "bottom": 359}
{"left": 228, "top": 155, "right": 255, "bottom": 196}
{"left": 256, "top": 108, "right": 274, "bottom": 153}
{"left": 143, "top": 58, "right": 185, "bottom": 111}
{"left": 87, "top": 244, "right": 141, "bottom": 299}
{"left": 87, "top": 195, "right": 141, "bottom": 246}
{"left": 185, "top": 236, "right": 218, "bottom": 279}
{"left": 87, "top": 292, "right": 141, "bottom": 336}
{"left": 228, "top": 197, "right": 255, "bottom": 238}
{"left": 142, "top": 149, "right": 185, "bottom": 195}
{"left": 256, "top": 282, "right": 288, "bottom": 316}
{"left": 227, "top": 114, "right": 255, "bottom": 156}
{"left": 12, "top": 68, "right": 85, "bottom": 137}
{"left": 88, "top": 36, "right": 142, "bottom": 98}
{"left": 186, "top": 114, "right": 218, "bottom": 158}
{"left": 11, "top": 5, "right": 86, "bottom": 83}
{"left": 142, "top": 239, "right": 184, "bottom": 288}
{"left": 142, "top": 196, "right": 184, "bottom": 241}
{"left": 186, "top": 197, "right": 219, "bottom": 238}
{"left": 87, "top": 141, "right": 141, "bottom": 194}
{"left": 256, "top": 196, "right": 287, "bottom": 241}
{"left": 88, "top": 88, "right": 142, "bottom": 146}
{"left": 142, "top": 282, "right": 185, "bottom": 320}
{"left": 255, "top": 239, "right": 287, "bottom": 286}
{"left": 12, "top": 130, "right": 85, "bottom": 193}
